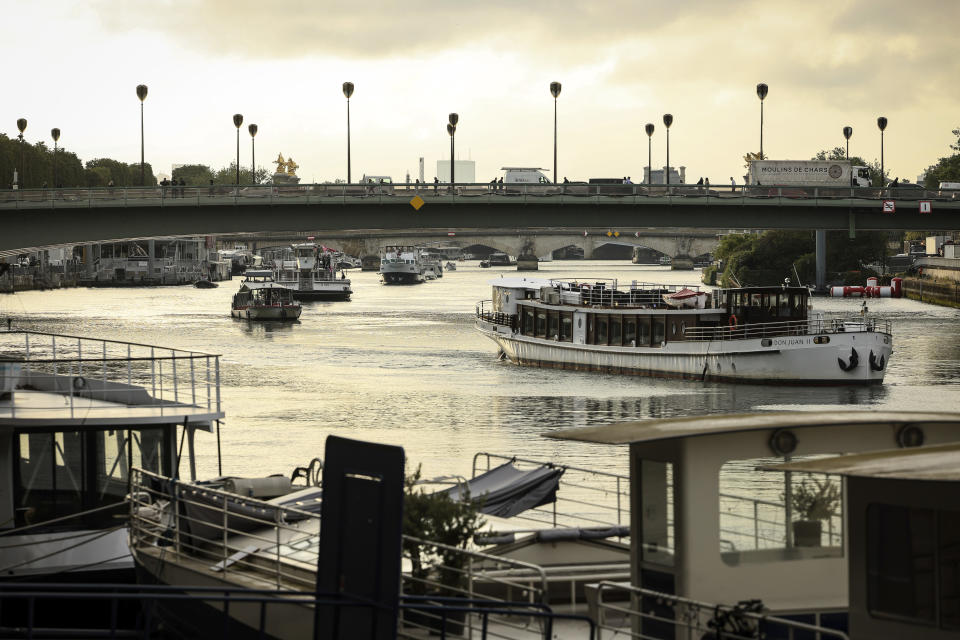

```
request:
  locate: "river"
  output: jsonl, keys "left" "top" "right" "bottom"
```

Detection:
{"left": 3, "top": 261, "right": 959, "bottom": 481}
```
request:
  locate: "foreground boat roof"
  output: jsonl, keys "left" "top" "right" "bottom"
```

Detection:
{"left": 545, "top": 411, "right": 960, "bottom": 445}
{"left": 760, "top": 441, "right": 960, "bottom": 481}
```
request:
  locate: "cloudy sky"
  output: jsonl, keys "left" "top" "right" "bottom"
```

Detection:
{"left": 5, "top": 0, "right": 958, "bottom": 184}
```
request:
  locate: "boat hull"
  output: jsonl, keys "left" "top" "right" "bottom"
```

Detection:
{"left": 380, "top": 270, "right": 424, "bottom": 284}
{"left": 477, "top": 321, "right": 891, "bottom": 385}
{"left": 232, "top": 305, "right": 302, "bottom": 320}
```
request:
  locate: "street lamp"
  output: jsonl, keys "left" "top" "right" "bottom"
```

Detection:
{"left": 550, "top": 81, "right": 561, "bottom": 183}
{"left": 343, "top": 82, "right": 354, "bottom": 183}
{"left": 248, "top": 124, "right": 258, "bottom": 184}
{"left": 843, "top": 126, "right": 853, "bottom": 160}
{"left": 662, "top": 114, "right": 673, "bottom": 185}
{"left": 233, "top": 114, "right": 243, "bottom": 185}
{"left": 448, "top": 113, "right": 458, "bottom": 187}
{"left": 136, "top": 84, "right": 148, "bottom": 186}
{"left": 16, "top": 118, "right": 26, "bottom": 189}
{"left": 645, "top": 123, "right": 654, "bottom": 185}
{"left": 877, "top": 116, "right": 888, "bottom": 186}
{"left": 51, "top": 128, "right": 60, "bottom": 188}
{"left": 756, "top": 83, "right": 768, "bottom": 159}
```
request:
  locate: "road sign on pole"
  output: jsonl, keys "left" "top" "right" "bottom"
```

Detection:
{"left": 882, "top": 200, "right": 896, "bottom": 213}
{"left": 919, "top": 200, "right": 932, "bottom": 214}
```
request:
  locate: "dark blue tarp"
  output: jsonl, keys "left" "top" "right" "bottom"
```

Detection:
{"left": 444, "top": 462, "right": 565, "bottom": 518}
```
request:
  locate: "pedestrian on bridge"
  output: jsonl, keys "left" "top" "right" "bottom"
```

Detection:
{"left": 433, "top": 176, "right": 439, "bottom": 193}
{"left": 730, "top": 177, "right": 736, "bottom": 193}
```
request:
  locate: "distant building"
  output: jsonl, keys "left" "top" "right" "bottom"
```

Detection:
{"left": 436, "top": 160, "right": 476, "bottom": 183}
{"left": 644, "top": 165, "right": 686, "bottom": 185}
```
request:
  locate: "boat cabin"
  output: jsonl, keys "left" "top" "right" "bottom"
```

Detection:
{"left": 766, "top": 442, "right": 960, "bottom": 640}
{"left": 719, "top": 285, "right": 810, "bottom": 325}
{"left": 547, "top": 411, "right": 960, "bottom": 634}
{"left": 0, "top": 331, "right": 223, "bottom": 578}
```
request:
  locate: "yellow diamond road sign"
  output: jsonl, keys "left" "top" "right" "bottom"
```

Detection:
{"left": 409, "top": 195, "right": 425, "bottom": 211}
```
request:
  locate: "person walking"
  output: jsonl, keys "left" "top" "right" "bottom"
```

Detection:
{"left": 433, "top": 176, "right": 439, "bottom": 193}
{"left": 730, "top": 177, "right": 736, "bottom": 193}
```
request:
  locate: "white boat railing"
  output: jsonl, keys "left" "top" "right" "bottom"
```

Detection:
{"left": 592, "top": 581, "right": 850, "bottom": 639}
{"left": 129, "top": 468, "right": 572, "bottom": 638}
{"left": 682, "top": 316, "right": 891, "bottom": 341}
{"left": 0, "top": 330, "right": 221, "bottom": 419}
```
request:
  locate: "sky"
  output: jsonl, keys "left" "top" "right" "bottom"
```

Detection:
{"left": 4, "top": 0, "right": 959, "bottom": 184}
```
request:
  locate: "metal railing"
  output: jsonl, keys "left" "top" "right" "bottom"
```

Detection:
{"left": 0, "top": 330, "right": 222, "bottom": 419}
{"left": 682, "top": 316, "right": 891, "bottom": 341}
{"left": 128, "top": 468, "right": 586, "bottom": 639}
{"left": 2, "top": 182, "right": 956, "bottom": 210}
{"left": 719, "top": 491, "right": 843, "bottom": 552}
{"left": 472, "top": 453, "right": 630, "bottom": 533}
{"left": 593, "top": 581, "right": 850, "bottom": 640}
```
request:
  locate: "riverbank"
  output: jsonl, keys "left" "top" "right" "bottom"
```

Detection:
{"left": 0, "top": 267, "right": 81, "bottom": 293}
{"left": 902, "top": 277, "right": 960, "bottom": 309}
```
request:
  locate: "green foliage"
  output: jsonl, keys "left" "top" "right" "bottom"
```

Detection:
{"left": 951, "top": 126, "right": 960, "bottom": 152}
{"left": 173, "top": 164, "right": 215, "bottom": 185}
{"left": 787, "top": 476, "right": 841, "bottom": 521}
{"left": 923, "top": 153, "right": 960, "bottom": 189}
{"left": 402, "top": 465, "right": 485, "bottom": 596}
{"left": 812, "top": 148, "right": 886, "bottom": 186}
{"left": 210, "top": 162, "right": 270, "bottom": 185}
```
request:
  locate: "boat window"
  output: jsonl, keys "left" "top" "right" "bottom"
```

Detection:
{"left": 609, "top": 316, "right": 622, "bottom": 346}
{"left": 637, "top": 317, "right": 651, "bottom": 346}
{"left": 866, "top": 504, "right": 939, "bottom": 624}
{"left": 793, "top": 293, "right": 805, "bottom": 315}
{"left": 535, "top": 310, "right": 547, "bottom": 338}
{"left": 14, "top": 427, "right": 170, "bottom": 529}
{"left": 523, "top": 307, "right": 535, "bottom": 336}
{"left": 779, "top": 294, "right": 790, "bottom": 316}
{"left": 560, "top": 312, "right": 573, "bottom": 342}
{"left": 586, "top": 315, "right": 595, "bottom": 344}
{"left": 596, "top": 315, "right": 608, "bottom": 344}
{"left": 718, "top": 461, "right": 843, "bottom": 564}
{"left": 751, "top": 293, "right": 762, "bottom": 308}
{"left": 624, "top": 316, "right": 637, "bottom": 346}
{"left": 548, "top": 311, "right": 560, "bottom": 340}
{"left": 768, "top": 294, "right": 779, "bottom": 317}
{"left": 639, "top": 460, "right": 674, "bottom": 566}
{"left": 652, "top": 317, "right": 665, "bottom": 346}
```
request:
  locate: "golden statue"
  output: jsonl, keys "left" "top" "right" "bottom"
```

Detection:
{"left": 285, "top": 157, "right": 299, "bottom": 176}
{"left": 274, "top": 153, "right": 286, "bottom": 174}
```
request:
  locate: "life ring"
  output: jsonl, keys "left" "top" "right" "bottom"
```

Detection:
{"left": 729, "top": 315, "right": 738, "bottom": 328}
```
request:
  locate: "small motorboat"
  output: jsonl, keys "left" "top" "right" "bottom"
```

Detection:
{"left": 445, "top": 261, "right": 457, "bottom": 271}
{"left": 194, "top": 279, "right": 218, "bottom": 289}
{"left": 479, "top": 260, "right": 490, "bottom": 268}
{"left": 662, "top": 287, "right": 708, "bottom": 309}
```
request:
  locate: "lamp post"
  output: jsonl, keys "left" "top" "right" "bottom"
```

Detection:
{"left": 233, "top": 114, "right": 243, "bottom": 185}
{"left": 448, "top": 113, "right": 458, "bottom": 187}
{"left": 843, "top": 126, "right": 853, "bottom": 160}
{"left": 343, "top": 82, "right": 354, "bottom": 183}
{"left": 756, "top": 83, "right": 768, "bottom": 159}
{"left": 51, "top": 128, "right": 60, "bottom": 188}
{"left": 248, "top": 124, "right": 258, "bottom": 184}
{"left": 136, "top": 84, "right": 148, "bottom": 185}
{"left": 662, "top": 114, "right": 673, "bottom": 185}
{"left": 550, "top": 81, "right": 561, "bottom": 183}
{"left": 645, "top": 123, "right": 654, "bottom": 184}
{"left": 16, "top": 118, "right": 26, "bottom": 189}
{"left": 877, "top": 116, "right": 888, "bottom": 186}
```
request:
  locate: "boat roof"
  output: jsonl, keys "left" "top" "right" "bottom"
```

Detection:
{"left": 759, "top": 442, "right": 960, "bottom": 482}
{"left": 243, "top": 270, "right": 274, "bottom": 278}
{"left": 490, "top": 276, "right": 554, "bottom": 289}
{"left": 545, "top": 411, "right": 960, "bottom": 445}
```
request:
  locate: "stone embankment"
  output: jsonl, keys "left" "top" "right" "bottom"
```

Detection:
{"left": 1, "top": 266, "right": 81, "bottom": 293}
{"left": 902, "top": 277, "right": 960, "bottom": 309}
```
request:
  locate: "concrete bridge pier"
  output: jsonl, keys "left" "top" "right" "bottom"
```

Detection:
{"left": 815, "top": 229, "right": 826, "bottom": 293}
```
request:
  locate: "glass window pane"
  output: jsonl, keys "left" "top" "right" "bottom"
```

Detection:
{"left": 940, "top": 509, "right": 960, "bottom": 629}
{"left": 638, "top": 317, "right": 651, "bottom": 346}
{"left": 548, "top": 312, "right": 560, "bottom": 340}
{"left": 596, "top": 316, "right": 608, "bottom": 344}
{"left": 652, "top": 317, "right": 665, "bottom": 346}
{"left": 624, "top": 317, "right": 637, "bottom": 346}
{"left": 640, "top": 460, "right": 674, "bottom": 566}
{"left": 609, "top": 316, "right": 622, "bottom": 346}
{"left": 867, "top": 504, "right": 936, "bottom": 623}
{"left": 535, "top": 311, "right": 547, "bottom": 337}
{"left": 560, "top": 313, "right": 573, "bottom": 342}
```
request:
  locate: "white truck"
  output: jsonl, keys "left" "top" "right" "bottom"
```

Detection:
{"left": 500, "top": 167, "right": 561, "bottom": 194}
{"left": 747, "top": 160, "right": 871, "bottom": 188}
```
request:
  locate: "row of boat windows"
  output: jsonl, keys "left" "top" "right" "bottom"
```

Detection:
{"left": 234, "top": 289, "right": 295, "bottom": 304}
{"left": 519, "top": 305, "right": 684, "bottom": 346}
{"left": 726, "top": 291, "right": 807, "bottom": 317}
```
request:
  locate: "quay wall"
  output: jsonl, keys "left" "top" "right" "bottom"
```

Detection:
{"left": 0, "top": 267, "right": 81, "bottom": 293}
{"left": 902, "top": 277, "right": 960, "bottom": 309}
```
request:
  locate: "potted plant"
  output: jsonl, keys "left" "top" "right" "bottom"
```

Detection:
{"left": 787, "top": 475, "right": 840, "bottom": 547}
{"left": 402, "top": 466, "right": 485, "bottom": 635}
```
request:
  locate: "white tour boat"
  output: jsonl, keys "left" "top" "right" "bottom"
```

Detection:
{"left": 476, "top": 277, "right": 892, "bottom": 385}
{"left": 231, "top": 270, "right": 302, "bottom": 320}
{"left": 379, "top": 246, "right": 426, "bottom": 284}
{"left": 274, "top": 243, "right": 352, "bottom": 301}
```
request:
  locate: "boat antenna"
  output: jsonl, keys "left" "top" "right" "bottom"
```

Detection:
{"left": 792, "top": 263, "right": 803, "bottom": 288}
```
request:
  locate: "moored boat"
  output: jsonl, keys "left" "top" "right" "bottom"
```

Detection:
{"left": 475, "top": 277, "right": 892, "bottom": 385}
{"left": 231, "top": 270, "right": 302, "bottom": 320}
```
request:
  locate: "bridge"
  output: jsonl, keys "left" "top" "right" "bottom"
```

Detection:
{"left": 3, "top": 184, "right": 957, "bottom": 287}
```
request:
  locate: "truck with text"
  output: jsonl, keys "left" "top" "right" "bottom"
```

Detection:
{"left": 746, "top": 160, "right": 871, "bottom": 189}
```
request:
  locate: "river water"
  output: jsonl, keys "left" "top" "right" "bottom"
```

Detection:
{"left": 4, "top": 261, "right": 960, "bottom": 481}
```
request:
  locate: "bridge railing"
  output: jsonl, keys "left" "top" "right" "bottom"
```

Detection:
{"left": 0, "top": 182, "right": 952, "bottom": 210}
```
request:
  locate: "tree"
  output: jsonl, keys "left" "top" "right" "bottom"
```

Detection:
{"left": 951, "top": 126, "right": 960, "bottom": 152}
{"left": 922, "top": 129, "right": 960, "bottom": 188}
{"left": 812, "top": 147, "right": 887, "bottom": 187}
{"left": 172, "top": 164, "right": 215, "bottom": 185}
